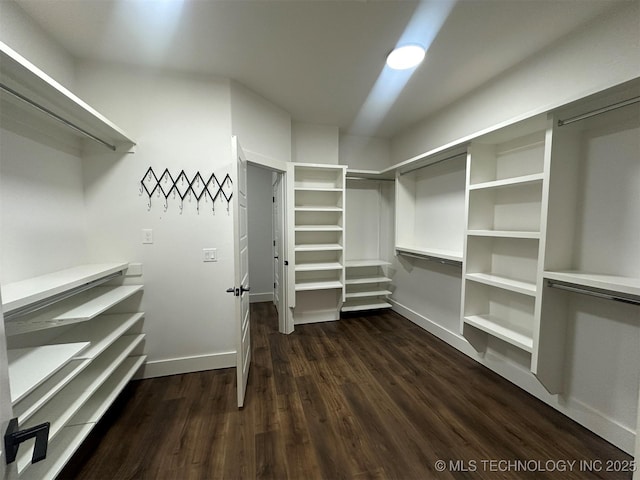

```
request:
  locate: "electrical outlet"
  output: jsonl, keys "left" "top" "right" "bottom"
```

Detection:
{"left": 142, "top": 229, "right": 153, "bottom": 244}
{"left": 203, "top": 248, "right": 217, "bottom": 262}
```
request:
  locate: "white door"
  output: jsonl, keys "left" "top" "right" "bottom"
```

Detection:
{"left": 0, "top": 297, "right": 18, "bottom": 479}
{"left": 231, "top": 136, "right": 251, "bottom": 408}
{"left": 272, "top": 173, "right": 286, "bottom": 333}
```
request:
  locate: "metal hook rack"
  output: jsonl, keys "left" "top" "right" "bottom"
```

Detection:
{"left": 139, "top": 167, "right": 233, "bottom": 213}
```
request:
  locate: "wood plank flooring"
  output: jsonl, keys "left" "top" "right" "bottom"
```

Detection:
{"left": 61, "top": 303, "right": 632, "bottom": 479}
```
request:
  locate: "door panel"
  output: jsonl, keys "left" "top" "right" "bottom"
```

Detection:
{"left": 232, "top": 137, "right": 251, "bottom": 408}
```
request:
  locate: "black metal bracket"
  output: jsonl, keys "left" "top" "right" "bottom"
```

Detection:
{"left": 5, "top": 418, "right": 50, "bottom": 465}
{"left": 140, "top": 167, "right": 233, "bottom": 213}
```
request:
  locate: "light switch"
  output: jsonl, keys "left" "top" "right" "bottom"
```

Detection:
{"left": 203, "top": 248, "right": 217, "bottom": 262}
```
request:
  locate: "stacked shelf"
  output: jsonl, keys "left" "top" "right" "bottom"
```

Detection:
{"left": 462, "top": 123, "right": 548, "bottom": 355}
{"left": 292, "top": 164, "right": 346, "bottom": 296}
{"left": 342, "top": 260, "right": 392, "bottom": 312}
{"left": 2, "top": 263, "right": 145, "bottom": 478}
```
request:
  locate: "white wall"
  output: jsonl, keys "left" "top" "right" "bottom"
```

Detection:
{"left": 339, "top": 134, "right": 391, "bottom": 171}
{"left": 292, "top": 122, "right": 339, "bottom": 164}
{"left": 391, "top": 1, "right": 640, "bottom": 163}
{"left": 75, "top": 61, "right": 236, "bottom": 377}
{"left": 247, "top": 164, "right": 275, "bottom": 302}
{"left": 230, "top": 80, "right": 292, "bottom": 163}
{"left": 0, "top": 0, "right": 76, "bottom": 89}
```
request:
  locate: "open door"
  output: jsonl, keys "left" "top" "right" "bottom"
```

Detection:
{"left": 272, "top": 172, "right": 286, "bottom": 333}
{"left": 231, "top": 136, "right": 251, "bottom": 408}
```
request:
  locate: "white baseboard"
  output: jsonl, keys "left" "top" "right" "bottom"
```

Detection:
{"left": 137, "top": 351, "right": 236, "bottom": 379}
{"left": 250, "top": 292, "right": 273, "bottom": 303}
{"left": 390, "top": 299, "right": 636, "bottom": 455}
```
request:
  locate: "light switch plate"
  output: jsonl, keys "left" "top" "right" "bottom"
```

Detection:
{"left": 203, "top": 248, "right": 217, "bottom": 262}
{"left": 142, "top": 229, "right": 153, "bottom": 244}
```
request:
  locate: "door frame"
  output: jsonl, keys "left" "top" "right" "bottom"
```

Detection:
{"left": 244, "top": 149, "right": 293, "bottom": 334}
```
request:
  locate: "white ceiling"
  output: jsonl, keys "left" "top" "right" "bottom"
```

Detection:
{"left": 13, "top": 0, "right": 623, "bottom": 138}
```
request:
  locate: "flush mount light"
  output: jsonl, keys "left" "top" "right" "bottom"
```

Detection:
{"left": 386, "top": 44, "right": 426, "bottom": 70}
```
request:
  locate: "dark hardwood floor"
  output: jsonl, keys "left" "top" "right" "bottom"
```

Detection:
{"left": 61, "top": 303, "right": 632, "bottom": 479}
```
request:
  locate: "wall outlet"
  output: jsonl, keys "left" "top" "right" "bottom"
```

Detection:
{"left": 203, "top": 248, "right": 217, "bottom": 262}
{"left": 142, "top": 229, "right": 153, "bottom": 244}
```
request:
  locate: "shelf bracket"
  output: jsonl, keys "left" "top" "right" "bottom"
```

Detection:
{"left": 4, "top": 418, "right": 50, "bottom": 465}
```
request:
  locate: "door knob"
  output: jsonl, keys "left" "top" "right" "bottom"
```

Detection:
{"left": 240, "top": 286, "right": 250, "bottom": 295}
{"left": 226, "top": 287, "right": 239, "bottom": 296}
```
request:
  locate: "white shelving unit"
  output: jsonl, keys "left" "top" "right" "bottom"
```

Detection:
{"left": 461, "top": 115, "right": 549, "bottom": 364}
{"left": 395, "top": 147, "right": 466, "bottom": 264}
{"left": 2, "top": 264, "right": 145, "bottom": 478}
{"left": 342, "top": 260, "right": 392, "bottom": 312}
{"left": 288, "top": 163, "right": 347, "bottom": 323}
{"left": 0, "top": 42, "right": 135, "bottom": 152}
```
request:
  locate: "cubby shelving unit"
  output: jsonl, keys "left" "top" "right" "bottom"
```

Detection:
{"left": 342, "top": 260, "right": 392, "bottom": 312}
{"left": 288, "top": 163, "right": 347, "bottom": 323}
{"left": 461, "top": 115, "right": 549, "bottom": 362}
{"left": 2, "top": 263, "right": 145, "bottom": 478}
{"left": 395, "top": 148, "right": 467, "bottom": 264}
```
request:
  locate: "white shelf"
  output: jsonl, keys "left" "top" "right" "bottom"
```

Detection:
{"left": 345, "top": 276, "right": 392, "bottom": 285}
{"left": 342, "top": 300, "right": 392, "bottom": 312}
{"left": 464, "top": 315, "right": 533, "bottom": 352}
{"left": 48, "top": 312, "right": 145, "bottom": 360}
{"left": 295, "top": 280, "right": 343, "bottom": 291}
{"left": 345, "top": 290, "right": 392, "bottom": 299}
{"left": 14, "top": 358, "right": 91, "bottom": 424}
{"left": 8, "top": 342, "right": 90, "bottom": 405}
{"left": 345, "top": 260, "right": 391, "bottom": 268}
{"left": 468, "top": 173, "right": 544, "bottom": 191}
{"left": 466, "top": 272, "right": 537, "bottom": 296}
{"left": 1, "top": 263, "right": 129, "bottom": 314}
{"left": 0, "top": 42, "right": 135, "bottom": 151}
{"left": 544, "top": 271, "right": 640, "bottom": 298}
{"left": 5, "top": 285, "right": 143, "bottom": 336}
{"left": 295, "top": 243, "right": 343, "bottom": 252}
{"left": 294, "top": 225, "right": 343, "bottom": 232}
{"left": 70, "top": 355, "right": 146, "bottom": 425}
{"left": 295, "top": 262, "right": 343, "bottom": 272}
{"left": 395, "top": 245, "right": 463, "bottom": 263}
{"left": 21, "top": 356, "right": 145, "bottom": 480}
{"left": 295, "top": 206, "right": 342, "bottom": 212}
{"left": 467, "top": 230, "right": 540, "bottom": 239}
{"left": 17, "top": 334, "right": 145, "bottom": 473}
{"left": 294, "top": 187, "right": 342, "bottom": 192}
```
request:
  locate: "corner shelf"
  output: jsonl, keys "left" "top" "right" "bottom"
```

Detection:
{"left": 0, "top": 42, "right": 135, "bottom": 151}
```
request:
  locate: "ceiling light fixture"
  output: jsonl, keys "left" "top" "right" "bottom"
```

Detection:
{"left": 386, "top": 44, "right": 426, "bottom": 70}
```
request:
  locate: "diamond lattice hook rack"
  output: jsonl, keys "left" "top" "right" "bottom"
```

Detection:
{"left": 140, "top": 167, "right": 233, "bottom": 213}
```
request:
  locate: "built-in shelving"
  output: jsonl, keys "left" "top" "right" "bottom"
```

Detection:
{"left": 395, "top": 245, "right": 463, "bottom": 263}
{"left": 0, "top": 42, "right": 135, "bottom": 152}
{"left": 1, "top": 263, "right": 129, "bottom": 315}
{"left": 342, "top": 260, "right": 392, "bottom": 313}
{"left": 462, "top": 120, "right": 548, "bottom": 359}
{"left": 544, "top": 271, "right": 640, "bottom": 298}
{"left": 294, "top": 243, "right": 343, "bottom": 252}
{"left": 295, "top": 280, "right": 344, "bottom": 291}
{"left": 295, "top": 262, "right": 343, "bottom": 272}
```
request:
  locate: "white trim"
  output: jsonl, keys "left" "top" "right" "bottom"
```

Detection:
{"left": 137, "top": 351, "right": 236, "bottom": 379}
{"left": 389, "top": 298, "right": 636, "bottom": 454}
{"left": 250, "top": 292, "right": 274, "bottom": 303}
{"left": 245, "top": 149, "right": 288, "bottom": 172}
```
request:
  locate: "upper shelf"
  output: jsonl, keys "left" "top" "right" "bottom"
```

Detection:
{"left": 0, "top": 42, "right": 135, "bottom": 152}
{"left": 1, "top": 263, "right": 129, "bottom": 314}
{"left": 544, "top": 271, "right": 640, "bottom": 299}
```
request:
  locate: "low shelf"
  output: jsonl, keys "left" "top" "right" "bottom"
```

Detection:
{"left": 342, "top": 300, "right": 392, "bottom": 312}
{"left": 464, "top": 314, "right": 534, "bottom": 352}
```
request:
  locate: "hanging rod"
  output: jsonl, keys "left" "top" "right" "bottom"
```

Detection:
{"left": 546, "top": 280, "right": 640, "bottom": 306}
{"left": 397, "top": 250, "right": 462, "bottom": 267}
{"left": 0, "top": 82, "right": 117, "bottom": 151}
{"left": 345, "top": 176, "right": 395, "bottom": 182}
{"left": 399, "top": 151, "right": 466, "bottom": 176}
{"left": 557, "top": 96, "right": 640, "bottom": 127}
{"left": 3, "top": 271, "right": 124, "bottom": 322}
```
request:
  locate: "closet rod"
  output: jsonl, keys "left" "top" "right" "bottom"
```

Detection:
{"left": 398, "top": 251, "right": 462, "bottom": 267}
{"left": 547, "top": 280, "right": 640, "bottom": 306}
{"left": 557, "top": 96, "right": 640, "bottom": 127}
{"left": 346, "top": 176, "right": 394, "bottom": 182}
{"left": 3, "top": 271, "right": 124, "bottom": 322}
{"left": 0, "top": 82, "right": 117, "bottom": 151}
{"left": 399, "top": 151, "right": 466, "bottom": 176}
